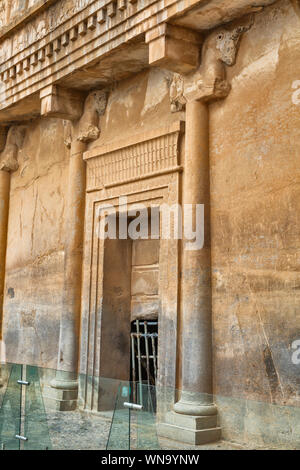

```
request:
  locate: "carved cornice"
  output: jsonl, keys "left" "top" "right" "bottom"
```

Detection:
{"left": 0, "top": 0, "right": 196, "bottom": 113}
{"left": 0, "top": 0, "right": 275, "bottom": 119}
{"left": 1, "top": 0, "right": 137, "bottom": 83}
{"left": 0, "top": 125, "right": 26, "bottom": 172}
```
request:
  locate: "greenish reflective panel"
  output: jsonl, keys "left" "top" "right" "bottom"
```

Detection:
{"left": 0, "top": 364, "right": 11, "bottom": 409}
{"left": 0, "top": 364, "right": 22, "bottom": 450}
{"left": 137, "top": 384, "right": 160, "bottom": 450}
{"left": 106, "top": 383, "right": 130, "bottom": 450}
{"left": 24, "top": 366, "right": 52, "bottom": 450}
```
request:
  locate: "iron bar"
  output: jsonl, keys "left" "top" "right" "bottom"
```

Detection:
{"left": 136, "top": 320, "right": 143, "bottom": 404}
{"left": 144, "top": 321, "right": 151, "bottom": 389}
{"left": 131, "top": 333, "right": 136, "bottom": 403}
{"left": 19, "top": 365, "right": 27, "bottom": 450}
{"left": 130, "top": 320, "right": 158, "bottom": 407}
{"left": 151, "top": 332, "right": 157, "bottom": 381}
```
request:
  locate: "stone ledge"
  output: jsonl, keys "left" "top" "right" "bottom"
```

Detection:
{"left": 158, "top": 422, "right": 222, "bottom": 446}
{"left": 158, "top": 410, "right": 222, "bottom": 445}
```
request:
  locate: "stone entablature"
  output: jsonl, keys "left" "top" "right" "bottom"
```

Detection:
{"left": 0, "top": 0, "right": 195, "bottom": 111}
{"left": 0, "top": 0, "right": 278, "bottom": 119}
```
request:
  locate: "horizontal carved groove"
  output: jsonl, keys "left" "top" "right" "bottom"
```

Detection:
{"left": 86, "top": 127, "right": 182, "bottom": 191}
{"left": 0, "top": 0, "right": 143, "bottom": 86}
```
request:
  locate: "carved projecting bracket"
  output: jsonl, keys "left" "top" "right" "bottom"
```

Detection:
{"left": 0, "top": 126, "right": 26, "bottom": 172}
{"left": 169, "top": 15, "right": 254, "bottom": 110}
{"left": 170, "top": 74, "right": 185, "bottom": 113}
{"left": 63, "top": 90, "right": 108, "bottom": 149}
{"left": 40, "top": 85, "right": 85, "bottom": 121}
{"left": 76, "top": 90, "right": 107, "bottom": 143}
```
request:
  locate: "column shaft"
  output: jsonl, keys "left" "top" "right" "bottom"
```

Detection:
{"left": 174, "top": 100, "right": 216, "bottom": 416}
{"left": 0, "top": 170, "right": 10, "bottom": 341}
{"left": 52, "top": 141, "right": 86, "bottom": 393}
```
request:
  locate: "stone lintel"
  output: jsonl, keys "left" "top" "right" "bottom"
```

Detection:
{"left": 146, "top": 24, "right": 202, "bottom": 74}
{"left": 40, "top": 85, "right": 85, "bottom": 120}
{"left": 83, "top": 120, "right": 185, "bottom": 161}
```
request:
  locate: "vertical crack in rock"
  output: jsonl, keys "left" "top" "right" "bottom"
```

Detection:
{"left": 262, "top": 345, "right": 282, "bottom": 403}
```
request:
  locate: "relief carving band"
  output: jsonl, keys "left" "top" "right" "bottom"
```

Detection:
{"left": 0, "top": 0, "right": 299, "bottom": 453}
{"left": 85, "top": 122, "right": 183, "bottom": 189}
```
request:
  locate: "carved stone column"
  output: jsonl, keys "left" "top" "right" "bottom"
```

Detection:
{"left": 49, "top": 91, "right": 107, "bottom": 411}
{"left": 0, "top": 171, "right": 9, "bottom": 345}
{"left": 156, "top": 20, "right": 252, "bottom": 445}
{"left": 0, "top": 126, "right": 26, "bottom": 362}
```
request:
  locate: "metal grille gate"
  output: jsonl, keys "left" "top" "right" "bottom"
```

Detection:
{"left": 130, "top": 320, "right": 158, "bottom": 403}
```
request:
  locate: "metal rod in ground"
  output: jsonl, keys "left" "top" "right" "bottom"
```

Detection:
{"left": 19, "top": 365, "right": 27, "bottom": 450}
{"left": 144, "top": 321, "right": 151, "bottom": 410}
{"left": 131, "top": 333, "right": 136, "bottom": 403}
{"left": 144, "top": 322, "right": 151, "bottom": 387}
{"left": 151, "top": 332, "right": 157, "bottom": 381}
{"left": 136, "top": 320, "right": 143, "bottom": 405}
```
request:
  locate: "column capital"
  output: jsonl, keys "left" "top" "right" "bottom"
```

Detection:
{"left": 0, "top": 125, "right": 26, "bottom": 173}
{"left": 75, "top": 90, "right": 108, "bottom": 143}
{"left": 62, "top": 90, "right": 108, "bottom": 151}
{"left": 169, "top": 15, "right": 254, "bottom": 111}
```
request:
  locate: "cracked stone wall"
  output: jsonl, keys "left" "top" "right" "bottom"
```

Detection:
{"left": 2, "top": 117, "right": 68, "bottom": 368}
{"left": 210, "top": 0, "right": 300, "bottom": 447}
{"left": 0, "top": 0, "right": 300, "bottom": 449}
{"left": 1, "top": 68, "right": 179, "bottom": 369}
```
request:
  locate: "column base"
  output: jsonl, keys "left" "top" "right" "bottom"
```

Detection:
{"left": 158, "top": 411, "right": 221, "bottom": 446}
{"left": 43, "top": 385, "right": 78, "bottom": 411}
